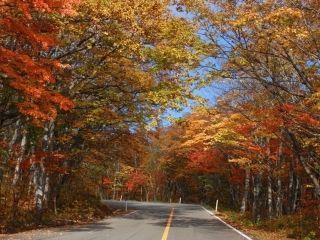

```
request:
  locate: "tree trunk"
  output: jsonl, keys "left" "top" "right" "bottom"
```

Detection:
{"left": 292, "top": 176, "right": 299, "bottom": 212}
{"left": 275, "top": 140, "right": 283, "bottom": 217}
{"left": 276, "top": 177, "right": 282, "bottom": 217}
{"left": 285, "top": 129, "right": 320, "bottom": 199}
{"left": 112, "top": 176, "right": 116, "bottom": 200}
{"left": 34, "top": 119, "right": 55, "bottom": 213}
{"left": 43, "top": 173, "right": 50, "bottom": 207}
{"left": 300, "top": 156, "right": 320, "bottom": 198}
{"left": 12, "top": 129, "right": 27, "bottom": 185}
{"left": 288, "top": 166, "right": 300, "bottom": 213}
{"left": 252, "top": 173, "right": 262, "bottom": 222}
{"left": 34, "top": 163, "right": 44, "bottom": 212}
{"left": 140, "top": 186, "right": 143, "bottom": 201}
{"left": 230, "top": 186, "right": 236, "bottom": 206}
{"left": 267, "top": 174, "right": 273, "bottom": 218}
{"left": 240, "top": 167, "right": 250, "bottom": 214}
{"left": 288, "top": 169, "right": 294, "bottom": 213}
{"left": 53, "top": 195, "right": 57, "bottom": 215}
{"left": 8, "top": 119, "right": 20, "bottom": 154}
{"left": 145, "top": 188, "right": 149, "bottom": 202}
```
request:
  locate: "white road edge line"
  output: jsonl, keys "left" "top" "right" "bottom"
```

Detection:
{"left": 201, "top": 206, "right": 253, "bottom": 240}
{"left": 202, "top": 206, "right": 214, "bottom": 216}
{"left": 123, "top": 210, "right": 139, "bottom": 216}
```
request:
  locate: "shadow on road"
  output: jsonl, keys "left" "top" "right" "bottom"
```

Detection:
{"left": 104, "top": 200, "right": 231, "bottom": 232}
{"left": 54, "top": 221, "right": 112, "bottom": 233}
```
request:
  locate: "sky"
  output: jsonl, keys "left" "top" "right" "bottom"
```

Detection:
{"left": 162, "top": 82, "right": 225, "bottom": 125}
{"left": 161, "top": 4, "right": 226, "bottom": 125}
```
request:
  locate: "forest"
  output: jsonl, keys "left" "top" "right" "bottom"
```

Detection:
{"left": 0, "top": 0, "right": 319, "bottom": 239}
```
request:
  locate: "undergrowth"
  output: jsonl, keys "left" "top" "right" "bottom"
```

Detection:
{"left": 221, "top": 209, "right": 319, "bottom": 240}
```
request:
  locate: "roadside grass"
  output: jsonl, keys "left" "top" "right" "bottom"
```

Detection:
{"left": 0, "top": 199, "right": 112, "bottom": 234}
{"left": 217, "top": 209, "right": 319, "bottom": 240}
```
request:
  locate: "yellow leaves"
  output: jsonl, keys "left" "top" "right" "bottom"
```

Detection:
{"left": 85, "top": 107, "right": 123, "bottom": 126}
{"left": 146, "top": 45, "right": 196, "bottom": 70}
{"left": 229, "top": 12, "right": 258, "bottom": 28}
{"left": 84, "top": 0, "right": 169, "bottom": 32}
{"left": 210, "top": 128, "right": 243, "bottom": 146}
{"left": 183, "top": 132, "right": 212, "bottom": 147}
{"left": 74, "top": 0, "right": 199, "bottom": 111}
{"left": 228, "top": 5, "right": 304, "bottom": 29}
{"left": 180, "top": 107, "right": 247, "bottom": 150}
{"left": 264, "top": 7, "right": 303, "bottom": 25}
{"left": 58, "top": 134, "right": 73, "bottom": 144}
{"left": 305, "top": 91, "right": 320, "bottom": 111}
{"left": 229, "top": 157, "right": 250, "bottom": 166}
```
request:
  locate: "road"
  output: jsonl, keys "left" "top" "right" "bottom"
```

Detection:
{"left": 2, "top": 201, "right": 252, "bottom": 240}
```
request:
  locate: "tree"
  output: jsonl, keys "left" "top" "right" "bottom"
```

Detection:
{"left": 182, "top": 0, "right": 320, "bottom": 199}
{"left": 0, "top": 0, "right": 76, "bottom": 124}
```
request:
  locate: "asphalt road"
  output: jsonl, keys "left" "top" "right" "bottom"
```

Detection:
{"left": 2, "top": 200, "right": 252, "bottom": 240}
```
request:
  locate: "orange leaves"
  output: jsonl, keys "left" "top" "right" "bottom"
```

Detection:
{"left": 16, "top": 149, "right": 67, "bottom": 173}
{"left": 229, "top": 167, "right": 244, "bottom": 185}
{"left": 264, "top": 7, "right": 304, "bottom": 26}
{"left": 51, "top": 94, "right": 75, "bottom": 111}
{"left": 1, "top": 17, "right": 56, "bottom": 50}
{"left": 247, "top": 144, "right": 262, "bottom": 153}
{"left": 102, "top": 177, "right": 112, "bottom": 186}
{"left": 14, "top": 92, "right": 74, "bottom": 122}
{"left": 297, "top": 113, "right": 320, "bottom": 126}
{"left": 58, "top": 98, "right": 75, "bottom": 111}
{"left": 13, "top": 0, "right": 80, "bottom": 16}
{"left": 16, "top": 1, "right": 33, "bottom": 19}
{"left": 0, "top": 1, "right": 77, "bottom": 122}
{"left": 279, "top": 103, "right": 320, "bottom": 126}
{"left": 18, "top": 101, "right": 57, "bottom": 121}
{"left": 261, "top": 117, "right": 283, "bottom": 134}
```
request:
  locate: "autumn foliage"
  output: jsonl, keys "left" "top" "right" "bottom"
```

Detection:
{"left": 0, "top": 0, "right": 77, "bottom": 121}
{"left": 0, "top": 0, "right": 200, "bottom": 233}
{"left": 0, "top": 0, "right": 319, "bottom": 239}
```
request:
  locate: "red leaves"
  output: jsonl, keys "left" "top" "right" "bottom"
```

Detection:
{"left": 126, "top": 171, "right": 148, "bottom": 192}
{"left": 281, "top": 103, "right": 296, "bottom": 112}
{"left": 126, "top": 181, "right": 135, "bottom": 192}
{"left": 0, "top": 1, "right": 77, "bottom": 122}
{"left": 229, "top": 168, "right": 244, "bottom": 185}
{"left": 235, "top": 123, "right": 255, "bottom": 135}
{"left": 14, "top": 149, "right": 68, "bottom": 173}
{"left": 102, "top": 177, "right": 112, "bottom": 186}
{"left": 16, "top": 1, "right": 33, "bottom": 19}
{"left": 187, "top": 148, "right": 225, "bottom": 174}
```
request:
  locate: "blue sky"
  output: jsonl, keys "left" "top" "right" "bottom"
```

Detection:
{"left": 161, "top": 5, "right": 225, "bottom": 125}
{"left": 162, "top": 82, "right": 225, "bottom": 126}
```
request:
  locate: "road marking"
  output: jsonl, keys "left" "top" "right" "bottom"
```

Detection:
{"left": 161, "top": 208, "right": 174, "bottom": 240}
{"left": 202, "top": 206, "right": 214, "bottom": 216}
{"left": 201, "top": 206, "right": 253, "bottom": 240}
{"left": 124, "top": 210, "right": 138, "bottom": 216}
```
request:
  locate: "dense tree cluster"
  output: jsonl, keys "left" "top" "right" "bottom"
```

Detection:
{"left": 0, "top": 0, "right": 199, "bottom": 230}
{"left": 0, "top": 0, "right": 319, "bottom": 238}
{"left": 116, "top": 1, "right": 320, "bottom": 238}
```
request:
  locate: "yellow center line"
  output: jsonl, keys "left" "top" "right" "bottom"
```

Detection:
{"left": 161, "top": 208, "right": 174, "bottom": 240}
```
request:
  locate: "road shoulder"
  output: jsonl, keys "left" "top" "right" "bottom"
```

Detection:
{"left": 201, "top": 206, "right": 255, "bottom": 240}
